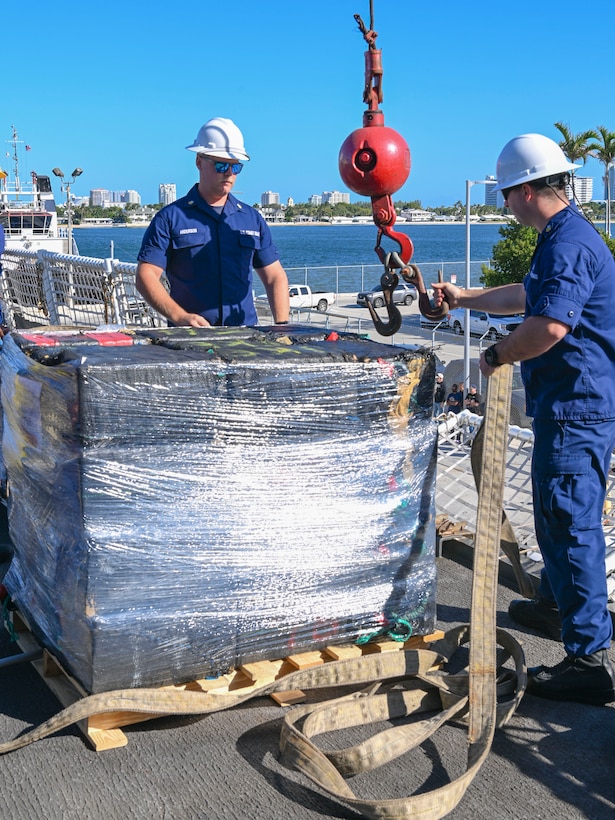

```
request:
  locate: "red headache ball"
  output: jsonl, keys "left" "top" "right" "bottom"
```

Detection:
{"left": 338, "top": 125, "right": 410, "bottom": 197}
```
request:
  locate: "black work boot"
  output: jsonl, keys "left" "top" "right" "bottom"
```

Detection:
{"left": 508, "top": 596, "right": 562, "bottom": 641}
{"left": 527, "top": 649, "right": 615, "bottom": 705}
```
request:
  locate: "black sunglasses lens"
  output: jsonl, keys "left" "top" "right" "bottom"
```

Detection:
{"left": 213, "top": 161, "right": 242, "bottom": 174}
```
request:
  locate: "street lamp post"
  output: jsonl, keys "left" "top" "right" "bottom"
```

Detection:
{"left": 606, "top": 162, "right": 614, "bottom": 239}
{"left": 464, "top": 179, "right": 496, "bottom": 394}
{"left": 52, "top": 167, "right": 83, "bottom": 255}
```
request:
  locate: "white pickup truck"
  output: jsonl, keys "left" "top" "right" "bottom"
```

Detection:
{"left": 447, "top": 308, "right": 524, "bottom": 341}
{"left": 288, "top": 284, "right": 337, "bottom": 312}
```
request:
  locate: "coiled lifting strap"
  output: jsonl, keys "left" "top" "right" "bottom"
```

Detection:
{"left": 0, "top": 367, "right": 526, "bottom": 820}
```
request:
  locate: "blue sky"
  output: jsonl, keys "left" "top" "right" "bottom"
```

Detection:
{"left": 3, "top": 0, "right": 612, "bottom": 208}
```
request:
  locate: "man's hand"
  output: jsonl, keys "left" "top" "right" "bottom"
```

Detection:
{"left": 432, "top": 281, "right": 462, "bottom": 310}
{"left": 178, "top": 312, "right": 211, "bottom": 328}
{"left": 479, "top": 351, "right": 498, "bottom": 378}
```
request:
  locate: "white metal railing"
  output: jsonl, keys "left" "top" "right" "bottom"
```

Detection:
{"left": 268, "top": 260, "right": 490, "bottom": 297}
{"left": 436, "top": 410, "right": 615, "bottom": 603}
{"left": 0, "top": 248, "right": 166, "bottom": 329}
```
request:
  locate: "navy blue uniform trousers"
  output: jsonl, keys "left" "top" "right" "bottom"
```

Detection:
{"left": 533, "top": 418, "right": 615, "bottom": 656}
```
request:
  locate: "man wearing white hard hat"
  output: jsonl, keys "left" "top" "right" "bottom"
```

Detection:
{"left": 136, "top": 117, "right": 290, "bottom": 327}
{"left": 433, "top": 132, "right": 615, "bottom": 705}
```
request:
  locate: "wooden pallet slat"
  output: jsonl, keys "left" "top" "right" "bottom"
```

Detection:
{"left": 4, "top": 610, "right": 445, "bottom": 752}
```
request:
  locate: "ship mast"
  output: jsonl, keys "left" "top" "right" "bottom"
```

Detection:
{"left": 9, "top": 125, "right": 22, "bottom": 195}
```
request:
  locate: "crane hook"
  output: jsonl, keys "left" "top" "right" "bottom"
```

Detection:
{"left": 365, "top": 270, "right": 402, "bottom": 337}
{"left": 400, "top": 264, "right": 449, "bottom": 322}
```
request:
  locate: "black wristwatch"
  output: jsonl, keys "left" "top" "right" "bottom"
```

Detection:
{"left": 484, "top": 344, "right": 502, "bottom": 368}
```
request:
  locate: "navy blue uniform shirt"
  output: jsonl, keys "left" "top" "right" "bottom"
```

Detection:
{"left": 138, "top": 185, "right": 280, "bottom": 326}
{"left": 522, "top": 204, "right": 615, "bottom": 420}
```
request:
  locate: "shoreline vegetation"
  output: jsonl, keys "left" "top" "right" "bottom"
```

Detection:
{"left": 73, "top": 219, "right": 510, "bottom": 230}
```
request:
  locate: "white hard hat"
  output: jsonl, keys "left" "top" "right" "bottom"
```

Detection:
{"left": 186, "top": 117, "right": 250, "bottom": 161}
{"left": 492, "top": 133, "right": 579, "bottom": 191}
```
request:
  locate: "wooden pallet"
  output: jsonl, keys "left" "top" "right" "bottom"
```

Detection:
{"left": 6, "top": 610, "right": 444, "bottom": 752}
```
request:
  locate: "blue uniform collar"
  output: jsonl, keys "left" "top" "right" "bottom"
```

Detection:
{"left": 541, "top": 202, "right": 583, "bottom": 239}
{"left": 185, "top": 184, "right": 244, "bottom": 218}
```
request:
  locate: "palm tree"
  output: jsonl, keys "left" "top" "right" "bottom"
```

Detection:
{"left": 588, "top": 126, "right": 615, "bottom": 237}
{"left": 553, "top": 123, "right": 597, "bottom": 220}
{"left": 554, "top": 122, "right": 598, "bottom": 168}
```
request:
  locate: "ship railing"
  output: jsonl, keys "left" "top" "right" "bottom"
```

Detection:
{"left": 297, "top": 307, "right": 369, "bottom": 334}
{"left": 435, "top": 410, "right": 615, "bottom": 605}
{"left": 0, "top": 249, "right": 167, "bottom": 329}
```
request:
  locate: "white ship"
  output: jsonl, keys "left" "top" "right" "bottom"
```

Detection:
{"left": 0, "top": 127, "right": 73, "bottom": 254}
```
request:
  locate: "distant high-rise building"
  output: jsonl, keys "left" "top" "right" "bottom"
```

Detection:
{"left": 159, "top": 183, "right": 176, "bottom": 206}
{"left": 322, "top": 190, "right": 350, "bottom": 205}
{"left": 90, "top": 188, "right": 111, "bottom": 207}
{"left": 484, "top": 175, "right": 506, "bottom": 208}
{"left": 568, "top": 176, "right": 593, "bottom": 204}
{"left": 309, "top": 194, "right": 322, "bottom": 206}
{"left": 89, "top": 189, "right": 142, "bottom": 208}
{"left": 484, "top": 176, "right": 498, "bottom": 207}
{"left": 261, "top": 191, "right": 279, "bottom": 206}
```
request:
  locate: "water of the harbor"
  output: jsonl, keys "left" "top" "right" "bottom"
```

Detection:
{"left": 74, "top": 222, "right": 503, "bottom": 292}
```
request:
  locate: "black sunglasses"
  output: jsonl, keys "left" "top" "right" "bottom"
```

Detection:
{"left": 501, "top": 184, "right": 520, "bottom": 200}
{"left": 200, "top": 155, "right": 243, "bottom": 175}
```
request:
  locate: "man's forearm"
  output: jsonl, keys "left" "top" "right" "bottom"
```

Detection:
{"left": 258, "top": 262, "right": 290, "bottom": 322}
{"left": 268, "top": 285, "right": 290, "bottom": 323}
{"left": 489, "top": 315, "right": 570, "bottom": 365}
{"left": 136, "top": 263, "right": 208, "bottom": 326}
{"left": 137, "top": 274, "right": 182, "bottom": 323}
{"left": 455, "top": 284, "right": 526, "bottom": 314}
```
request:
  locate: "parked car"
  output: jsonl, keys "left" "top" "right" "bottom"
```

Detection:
{"left": 255, "top": 285, "right": 337, "bottom": 315}
{"left": 447, "top": 308, "right": 524, "bottom": 341}
{"left": 356, "top": 282, "right": 417, "bottom": 308}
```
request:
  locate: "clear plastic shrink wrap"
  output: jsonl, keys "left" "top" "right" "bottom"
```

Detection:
{"left": 1, "top": 326, "right": 438, "bottom": 693}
